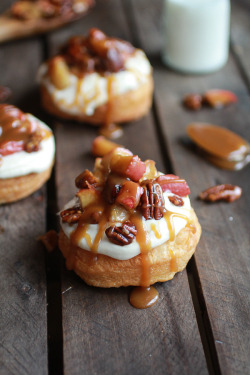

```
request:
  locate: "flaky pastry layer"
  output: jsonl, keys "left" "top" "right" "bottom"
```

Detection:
{"left": 0, "top": 163, "right": 53, "bottom": 204}
{"left": 59, "top": 208, "right": 201, "bottom": 287}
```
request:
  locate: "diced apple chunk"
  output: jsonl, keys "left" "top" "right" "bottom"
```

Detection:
{"left": 92, "top": 136, "right": 120, "bottom": 157}
{"left": 141, "top": 159, "right": 158, "bottom": 180}
{"left": 48, "top": 57, "right": 71, "bottom": 90}
{"left": 155, "top": 175, "right": 190, "bottom": 196}
{"left": 110, "top": 154, "right": 146, "bottom": 182}
{"left": 116, "top": 181, "right": 143, "bottom": 209}
{"left": 76, "top": 186, "right": 101, "bottom": 208}
{"left": 109, "top": 204, "right": 129, "bottom": 223}
{"left": 101, "top": 147, "right": 133, "bottom": 173}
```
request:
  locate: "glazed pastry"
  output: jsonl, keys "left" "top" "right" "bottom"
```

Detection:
{"left": 0, "top": 0, "right": 94, "bottom": 43}
{"left": 58, "top": 146, "right": 201, "bottom": 287}
{"left": 39, "top": 28, "right": 153, "bottom": 125}
{"left": 0, "top": 104, "right": 55, "bottom": 204}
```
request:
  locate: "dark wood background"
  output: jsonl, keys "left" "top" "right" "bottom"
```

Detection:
{"left": 0, "top": 1, "right": 249, "bottom": 374}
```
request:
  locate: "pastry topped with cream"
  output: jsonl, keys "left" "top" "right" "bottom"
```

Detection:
{"left": 0, "top": 104, "right": 55, "bottom": 203}
{"left": 58, "top": 145, "right": 201, "bottom": 288}
{"left": 39, "top": 28, "right": 153, "bottom": 125}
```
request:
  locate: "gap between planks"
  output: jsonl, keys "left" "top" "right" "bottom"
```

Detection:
{"left": 41, "top": 34, "right": 64, "bottom": 375}
{"left": 121, "top": 0, "right": 223, "bottom": 374}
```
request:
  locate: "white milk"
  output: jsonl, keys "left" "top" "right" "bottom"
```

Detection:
{"left": 162, "top": 0, "right": 230, "bottom": 74}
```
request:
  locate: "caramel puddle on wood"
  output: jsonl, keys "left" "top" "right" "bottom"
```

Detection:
{"left": 187, "top": 123, "right": 250, "bottom": 170}
{"left": 129, "top": 286, "right": 159, "bottom": 309}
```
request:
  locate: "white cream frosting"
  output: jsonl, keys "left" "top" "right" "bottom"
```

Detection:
{"left": 60, "top": 192, "right": 192, "bottom": 261}
{"left": 39, "top": 50, "right": 152, "bottom": 116}
{"left": 0, "top": 115, "right": 55, "bottom": 179}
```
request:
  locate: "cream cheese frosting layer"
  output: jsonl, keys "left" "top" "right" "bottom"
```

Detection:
{"left": 39, "top": 50, "right": 152, "bottom": 116}
{"left": 60, "top": 192, "right": 192, "bottom": 261}
{"left": 0, "top": 115, "right": 55, "bottom": 179}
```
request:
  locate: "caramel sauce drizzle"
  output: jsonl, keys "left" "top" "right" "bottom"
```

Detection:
{"left": 164, "top": 211, "right": 190, "bottom": 241}
{"left": 0, "top": 105, "right": 51, "bottom": 152}
{"left": 150, "top": 223, "right": 161, "bottom": 239}
{"left": 70, "top": 203, "right": 109, "bottom": 254}
{"left": 130, "top": 213, "right": 151, "bottom": 287}
{"left": 169, "top": 249, "right": 177, "bottom": 273}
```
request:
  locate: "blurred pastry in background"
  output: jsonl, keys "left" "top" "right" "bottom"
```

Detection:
{"left": 0, "top": 0, "right": 95, "bottom": 43}
{"left": 0, "top": 104, "right": 55, "bottom": 204}
{"left": 38, "top": 28, "right": 153, "bottom": 129}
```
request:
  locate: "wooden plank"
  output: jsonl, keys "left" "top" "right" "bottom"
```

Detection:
{"left": 48, "top": 0, "right": 208, "bottom": 373}
{"left": 129, "top": 0, "right": 250, "bottom": 374}
{"left": 231, "top": 0, "right": 250, "bottom": 89}
{"left": 0, "top": 2, "right": 48, "bottom": 373}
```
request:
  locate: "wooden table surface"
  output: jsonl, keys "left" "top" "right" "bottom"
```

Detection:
{"left": 1, "top": 0, "right": 249, "bottom": 374}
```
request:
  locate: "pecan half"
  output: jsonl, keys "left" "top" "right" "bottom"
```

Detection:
{"left": 105, "top": 221, "right": 137, "bottom": 246}
{"left": 60, "top": 206, "right": 83, "bottom": 223}
{"left": 75, "top": 169, "right": 99, "bottom": 189}
{"left": 183, "top": 93, "right": 203, "bottom": 111}
{"left": 140, "top": 181, "right": 165, "bottom": 220}
{"left": 199, "top": 184, "right": 242, "bottom": 203}
{"left": 168, "top": 195, "right": 184, "bottom": 206}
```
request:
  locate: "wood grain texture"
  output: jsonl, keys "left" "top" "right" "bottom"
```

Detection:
{"left": 49, "top": 0, "right": 208, "bottom": 374}
{"left": 0, "top": 2, "right": 48, "bottom": 373}
{"left": 129, "top": 0, "right": 250, "bottom": 374}
{"left": 231, "top": 0, "right": 250, "bottom": 89}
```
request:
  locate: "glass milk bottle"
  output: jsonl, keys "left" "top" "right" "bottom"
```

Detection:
{"left": 162, "top": 0, "right": 231, "bottom": 74}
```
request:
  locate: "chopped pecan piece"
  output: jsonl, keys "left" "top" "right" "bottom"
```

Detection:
{"left": 60, "top": 206, "right": 83, "bottom": 223}
{"left": 183, "top": 93, "right": 203, "bottom": 111}
{"left": 105, "top": 221, "right": 137, "bottom": 246}
{"left": 75, "top": 169, "right": 99, "bottom": 189}
{"left": 140, "top": 181, "right": 165, "bottom": 220}
{"left": 168, "top": 195, "right": 184, "bottom": 206}
{"left": 199, "top": 184, "right": 242, "bottom": 203}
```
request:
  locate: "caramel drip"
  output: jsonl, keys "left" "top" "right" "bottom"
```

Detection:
{"left": 130, "top": 214, "right": 151, "bottom": 287}
{"left": 71, "top": 203, "right": 109, "bottom": 254}
{"left": 84, "top": 232, "right": 92, "bottom": 248}
{"left": 150, "top": 223, "right": 161, "bottom": 239}
{"left": 70, "top": 221, "right": 89, "bottom": 247}
{"left": 129, "top": 286, "right": 159, "bottom": 309}
{"left": 99, "top": 75, "right": 123, "bottom": 139}
{"left": 164, "top": 211, "right": 190, "bottom": 241}
{"left": 0, "top": 105, "right": 51, "bottom": 153}
{"left": 169, "top": 249, "right": 178, "bottom": 273}
{"left": 91, "top": 215, "right": 108, "bottom": 253}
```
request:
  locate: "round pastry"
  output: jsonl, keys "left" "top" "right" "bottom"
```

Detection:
{"left": 58, "top": 145, "right": 201, "bottom": 287}
{"left": 38, "top": 28, "right": 153, "bottom": 125}
{"left": 0, "top": 104, "right": 55, "bottom": 204}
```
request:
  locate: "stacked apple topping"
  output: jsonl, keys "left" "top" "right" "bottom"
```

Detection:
{"left": 60, "top": 146, "right": 190, "bottom": 247}
{"left": 11, "top": 0, "right": 92, "bottom": 21}
{"left": 48, "top": 28, "right": 135, "bottom": 85}
{"left": 0, "top": 104, "right": 50, "bottom": 160}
